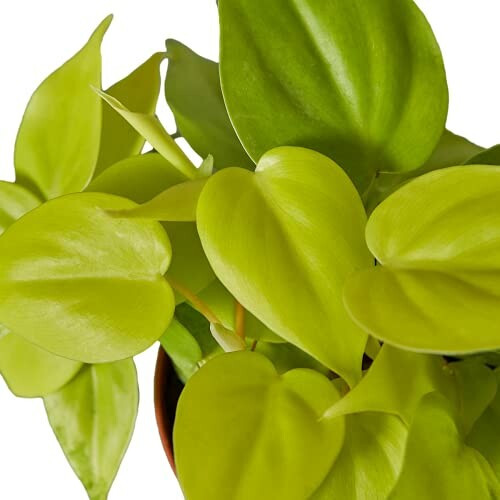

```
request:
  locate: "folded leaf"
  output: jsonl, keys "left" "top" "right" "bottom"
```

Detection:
{"left": 324, "top": 345, "right": 455, "bottom": 424}
{"left": 0, "top": 331, "right": 82, "bottom": 398}
{"left": 165, "top": 39, "right": 253, "bottom": 170}
{"left": 312, "top": 413, "right": 407, "bottom": 500}
{"left": 174, "top": 351, "right": 345, "bottom": 500}
{"left": 44, "top": 360, "right": 138, "bottom": 500}
{"left": 219, "top": 0, "right": 448, "bottom": 190}
{"left": 95, "top": 52, "right": 165, "bottom": 175}
{"left": 0, "top": 192, "right": 174, "bottom": 363}
{"left": 111, "top": 177, "right": 207, "bottom": 221}
{"left": 388, "top": 392, "right": 500, "bottom": 499}
{"left": 198, "top": 147, "right": 372, "bottom": 386}
{"left": 87, "top": 153, "right": 215, "bottom": 300}
{"left": 15, "top": 17, "right": 112, "bottom": 200}
{"left": 94, "top": 88, "right": 198, "bottom": 179}
{"left": 465, "top": 144, "right": 500, "bottom": 166}
{"left": 345, "top": 165, "right": 500, "bottom": 354}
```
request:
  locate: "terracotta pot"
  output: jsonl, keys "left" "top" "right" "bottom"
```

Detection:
{"left": 154, "top": 347, "right": 184, "bottom": 475}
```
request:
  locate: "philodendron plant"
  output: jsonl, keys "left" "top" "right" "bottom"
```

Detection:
{"left": 3, "top": 1, "right": 500, "bottom": 499}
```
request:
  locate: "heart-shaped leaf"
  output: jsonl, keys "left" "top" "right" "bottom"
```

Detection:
{"left": 219, "top": 0, "right": 448, "bottom": 190}
{"left": 95, "top": 52, "right": 165, "bottom": 175}
{"left": 0, "top": 331, "right": 82, "bottom": 398}
{"left": 388, "top": 392, "right": 500, "bottom": 499}
{"left": 0, "top": 192, "right": 174, "bottom": 363}
{"left": 87, "top": 153, "right": 215, "bottom": 300}
{"left": 345, "top": 165, "right": 500, "bottom": 354}
{"left": 174, "top": 351, "right": 345, "bottom": 500}
{"left": 165, "top": 39, "right": 253, "bottom": 170}
{"left": 44, "top": 359, "right": 138, "bottom": 500}
{"left": 198, "top": 147, "right": 372, "bottom": 386}
{"left": 15, "top": 17, "right": 112, "bottom": 200}
{"left": 312, "top": 412, "right": 407, "bottom": 500}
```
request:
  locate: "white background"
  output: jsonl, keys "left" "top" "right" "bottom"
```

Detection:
{"left": 0, "top": 1, "right": 499, "bottom": 498}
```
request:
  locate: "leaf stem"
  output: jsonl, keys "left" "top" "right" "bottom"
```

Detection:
{"left": 235, "top": 301, "right": 246, "bottom": 340}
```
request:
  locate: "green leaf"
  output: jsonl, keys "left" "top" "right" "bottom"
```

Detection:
{"left": 345, "top": 165, "right": 500, "bottom": 354}
{"left": 197, "top": 147, "right": 372, "bottom": 386}
{"left": 95, "top": 52, "right": 165, "bottom": 175}
{"left": 312, "top": 413, "right": 407, "bottom": 500}
{"left": 324, "top": 345, "right": 455, "bottom": 424}
{"left": 219, "top": 0, "right": 448, "bottom": 191}
{"left": 0, "top": 181, "right": 40, "bottom": 233}
{"left": 450, "top": 360, "right": 497, "bottom": 434}
{"left": 0, "top": 192, "right": 174, "bottom": 363}
{"left": 87, "top": 153, "right": 215, "bottom": 301}
{"left": 197, "top": 280, "right": 284, "bottom": 343}
{"left": 388, "top": 392, "right": 500, "bottom": 499}
{"left": 174, "top": 351, "right": 345, "bottom": 500}
{"left": 15, "top": 17, "right": 112, "bottom": 200}
{"left": 209, "top": 322, "right": 246, "bottom": 352}
{"left": 0, "top": 331, "right": 82, "bottom": 398}
{"left": 465, "top": 144, "right": 500, "bottom": 166}
{"left": 366, "top": 130, "right": 484, "bottom": 212}
{"left": 44, "top": 360, "right": 138, "bottom": 500}
{"left": 110, "top": 177, "right": 207, "bottom": 221}
{"left": 165, "top": 39, "right": 253, "bottom": 170}
{"left": 94, "top": 88, "right": 198, "bottom": 180}
{"left": 160, "top": 319, "right": 203, "bottom": 382}
{"left": 468, "top": 368, "right": 500, "bottom": 479}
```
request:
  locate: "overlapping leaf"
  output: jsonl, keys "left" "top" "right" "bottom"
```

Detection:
{"left": 219, "top": 0, "right": 448, "bottom": 190}
{"left": 345, "top": 165, "right": 500, "bottom": 354}
{"left": 198, "top": 147, "right": 372, "bottom": 386}
{"left": 174, "top": 351, "right": 345, "bottom": 500}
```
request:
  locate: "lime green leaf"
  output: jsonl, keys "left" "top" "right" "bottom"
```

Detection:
{"left": 94, "top": 88, "right": 198, "bottom": 179}
{"left": 44, "top": 360, "right": 138, "bottom": 500}
{"left": 0, "top": 192, "right": 173, "bottom": 363}
{"left": 468, "top": 368, "right": 500, "bottom": 479}
{"left": 219, "top": 0, "right": 448, "bottom": 191}
{"left": 345, "top": 165, "right": 500, "bottom": 354}
{"left": 450, "top": 360, "right": 497, "bottom": 434}
{"left": 165, "top": 39, "right": 253, "bottom": 170}
{"left": 160, "top": 319, "right": 203, "bottom": 382}
{"left": 312, "top": 413, "right": 407, "bottom": 500}
{"left": 87, "top": 154, "right": 215, "bottom": 301}
{"left": 209, "top": 322, "right": 246, "bottom": 352}
{"left": 88, "top": 153, "right": 187, "bottom": 203}
{"left": 198, "top": 280, "right": 283, "bottom": 343}
{"left": 95, "top": 52, "right": 165, "bottom": 175}
{"left": 366, "top": 130, "right": 484, "bottom": 212}
{"left": 174, "top": 351, "right": 345, "bottom": 500}
{"left": 324, "top": 345, "right": 455, "bottom": 424}
{"left": 0, "top": 331, "right": 82, "bottom": 398}
{"left": 388, "top": 392, "right": 500, "bottom": 499}
{"left": 110, "top": 177, "right": 207, "bottom": 221}
{"left": 15, "top": 17, "right": 112, "bottom": 200}
{"left": 198, "top": 147, "right": 372, "bottom": 386}
{"left": 0, "top": 181, "right": 40, "bottom": 233}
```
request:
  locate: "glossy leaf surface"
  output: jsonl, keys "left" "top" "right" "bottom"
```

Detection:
{"left": 388, "top": 393, "right": 500, "bottom": 499}
{"left": 45, "top": 360, "right": 138, "bottom": 500}
{"left": 165, "top": 39, "right": 253, "bottom": 169}
{"left": 198, "top": 147, "right": 372, "bottom": 385}
{"left": 312, "top": 413, "right": 407, "bottom": 500}
{"left": 0, "top": 192, "right": 173, "bottom": 363}
{"left": 95, "top": 52, "right": 165, "bottom": 175}
{"left": 324, "top": 345, "right": 455, "bottom": 424}
{"left": 219, "top": 0, "right": 448, "bottom": 190}
{"left": 87, "top": 154, "right": 215, "bottom": 300}
{"left": 15, "top": 17, "right": 111, "bottom": 199}
{"left": 0, "top": 331, "right": 82, "bottom": 398}
{"left": 345, "top": 166, "right": 500, "bottom": 354}
{"left": 174, "top": 351, "right": 345, "bottom": 500}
